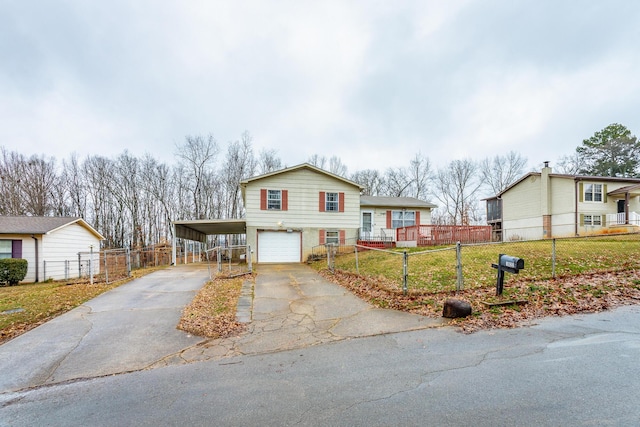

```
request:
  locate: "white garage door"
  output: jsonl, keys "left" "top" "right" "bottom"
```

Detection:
{"left": 258, "top": 231, "right": 301, "bottom": 263}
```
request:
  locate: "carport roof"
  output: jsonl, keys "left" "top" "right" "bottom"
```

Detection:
{"left": 173, "top": 219, "right": 246, "bottom": 242}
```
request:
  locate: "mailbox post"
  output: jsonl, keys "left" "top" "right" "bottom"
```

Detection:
{"left": 491, "top": 254, "right": 524, "bottom": 296}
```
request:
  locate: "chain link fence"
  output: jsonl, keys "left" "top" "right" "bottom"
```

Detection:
{"left": 40, "top": 243, "right": 203, "bottom": 285}
{"left": 204, "top": 245, "right": 252, "bottom": 279}
{"left": 323, "top": 232, "right": 640, "bottom": 294}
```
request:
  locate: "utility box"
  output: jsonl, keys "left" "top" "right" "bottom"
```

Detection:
{"left": 492, "top": 254, "right": 525, "bottom": 295}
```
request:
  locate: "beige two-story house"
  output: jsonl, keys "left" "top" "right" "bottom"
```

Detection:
{"left": 173, "top": 163, "right": 437, "bottom": 264}
{"left": 240, "top": 163, "right": 363, "bottom": 263}
{"left": 486, "top": 162, "right": 640, "bottom": 241}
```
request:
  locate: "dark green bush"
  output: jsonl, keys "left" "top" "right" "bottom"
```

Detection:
{"left": 0, "top": 258, "right": 28, "bottom": 286}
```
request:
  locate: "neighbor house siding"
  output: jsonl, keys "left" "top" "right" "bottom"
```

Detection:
{"left": 549, "top": 176, "right": 578, "bottom": 238}
{"left": 42, "top": 223, "right": 102, "bottom": 280}
{"left": 501, "top": 175, "right": 543, "bottom": 241}
{"left": 0, "top": 235, "right": 37, "bottom": 282}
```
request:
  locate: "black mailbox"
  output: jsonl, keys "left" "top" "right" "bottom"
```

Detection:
{"left": 499, "top": 254, "right": 524, "bottom": 273}
{"left": 491, "top": 254, "right": 525, "bottom": 295}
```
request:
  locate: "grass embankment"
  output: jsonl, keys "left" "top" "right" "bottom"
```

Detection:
{"left": 0, "top": 267, "right": 165, "bottom": 344}
{"left": 178, "top": 275, "right": 247, "bottom": 339}
{"left": 312, "top": 234, "right": 640, "bottom": 332}
{"left": 324, "top": 234, "right": 640, "bottom": 292}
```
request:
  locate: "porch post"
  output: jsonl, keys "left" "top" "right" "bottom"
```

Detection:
{"left": 626, "top": 193, "right": 630, "bottom": 225}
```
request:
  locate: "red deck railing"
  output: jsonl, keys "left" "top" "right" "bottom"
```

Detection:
{"left": 397, "top": 225, "right": 492, "bottom": 246}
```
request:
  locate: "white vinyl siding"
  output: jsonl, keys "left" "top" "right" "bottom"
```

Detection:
{"left": 42, "top": 223, "right": 102, "bottom": 280}
{"left": 245, "top": 168, "right": 360, "bottom": 230}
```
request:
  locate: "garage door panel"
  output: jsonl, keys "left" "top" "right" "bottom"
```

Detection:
{"left": 258, "top": 231, "right": 301, "bottom": 263}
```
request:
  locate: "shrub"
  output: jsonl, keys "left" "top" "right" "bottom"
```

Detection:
{"left": 0, "top": 258, "right": 28, "bottom": 286}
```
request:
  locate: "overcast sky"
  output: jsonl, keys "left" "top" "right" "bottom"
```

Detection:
{"left": 2, "top": 0, "right": 640, "bottom": 174}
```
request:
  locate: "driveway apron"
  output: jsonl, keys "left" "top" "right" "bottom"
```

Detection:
{"left": 0, "top": 264, "right": 208, "bottom": 393}
{"left": 179, "top": 264, "right": 443, "bottom": 362}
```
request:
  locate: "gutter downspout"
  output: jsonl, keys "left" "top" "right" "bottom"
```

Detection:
{"left": 31, "top": 235, "right": 39, "bottom": 282}
{"left": 574, "top": 178, "right": 581, "bottom": 236}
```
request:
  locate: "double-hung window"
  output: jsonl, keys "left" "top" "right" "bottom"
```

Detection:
{"left": 584, "top": 184, "right": 603, "bottom": 202}
{"left": 391, "top": 210, "right": 416, "bottom": 228}
{"left": 584, "top": 215, "right": 602, "bottom": 226}
{"left": 267, "top": 190, "right": 282, "bottom": 210}
{"left": 325, "top": 231, "right": 339, "bottom": 245}
{"left": 325, "top": 192, "right": 339, "bottom": 211}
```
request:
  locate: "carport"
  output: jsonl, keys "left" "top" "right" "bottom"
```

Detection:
{"left": 171, "top": 219, "right": 247, "bottom": 265}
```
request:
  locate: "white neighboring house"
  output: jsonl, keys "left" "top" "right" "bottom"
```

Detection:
{"left": 0, "top": 216, "right": 105, "bottom": 283}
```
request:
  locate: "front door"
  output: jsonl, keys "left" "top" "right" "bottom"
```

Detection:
{"left": 361, "top": 212, "right": 373, "bottom": 239}
{"left": 618, "top": 199, "right": 625, "bottom": 213}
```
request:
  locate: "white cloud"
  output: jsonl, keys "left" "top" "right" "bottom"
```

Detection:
{"left": 1, "top": 0, "right": 640, "bottom": 176}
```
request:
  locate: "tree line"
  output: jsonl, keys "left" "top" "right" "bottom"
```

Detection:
{"left": 1, "top": 123, "right": 634, "bottom": 248}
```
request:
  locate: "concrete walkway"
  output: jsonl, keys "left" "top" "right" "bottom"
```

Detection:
{"left": 172, "top": 264, "right": 444, "bottom": 364}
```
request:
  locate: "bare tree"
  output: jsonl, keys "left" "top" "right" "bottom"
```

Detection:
{"left": 60, "top": 153, "right": 87, "bottom": 218}
{"left": 555, "top": 153, "right": 582, "bottom": 175}
{"left": 480, "top": 151, "right": 527, "bottom": 195}
{"left": 0, "top": 148, "right": 26, "bottom": 215}
{"left": 257, "top": 149, "right": 282, "bottom": 174}
{"left": 221, "top": 132, "right": 257, "bottom": 219}
{"left": 407, "top": 153, "right": 432, "bottom": 200}
{"left": 175, "top": 134, "right": 219, "bottom": 219}
{"left": 17, "top": 154, "right": 57, "bottom": 216}
{"left": 383, "top": 167, "right": 412, "bottom": 197}
{"left": 351, "top": 169, "right": 385, "bottom": 196}
{"left": 83, "top": 155, "right": 120, "bottom": 247}
{"left": 328, "top": 155, "right": 348, "bottom": 177}
{"left": 433, "top": 159, "right": 481, "bottom": 225}
{"left": 307, "top": 154, "right": 327, "bottom": 169}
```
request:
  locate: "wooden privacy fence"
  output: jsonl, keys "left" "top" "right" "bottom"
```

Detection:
{"left": 397, "top": 225, "right": 492, "bottom": 246}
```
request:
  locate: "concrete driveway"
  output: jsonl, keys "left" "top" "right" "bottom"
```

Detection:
{"left": 0, "top": 263, "right": 441, "bottom": 393}
{"left": 177, "top": 263, "right": 443, "bottom": 363}
{"left": 0, "top": 264, "right": 209, "bottom": 393}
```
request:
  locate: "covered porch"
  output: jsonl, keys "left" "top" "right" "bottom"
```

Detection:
{"left": 607, "top": 184, "right": 640, "bottom": 227}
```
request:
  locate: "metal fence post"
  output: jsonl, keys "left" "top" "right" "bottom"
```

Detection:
{"left": 89, "top": 245, "right": 94, "bottom": 285}
{"left": 43, "top": 261, "right": 47, "bottom": 281}
{"left": 456, "top": 241, "right": 463, "bottom": 291}
{"left": 104, "top": 249, "right": 109, "bottom": 284}
{"left": 355, "top": 245, "right": 359, "bottom": 275}
{"left": 403, "top": 251, "right": 408, "bottom": 295}
{"left": 552, "top": 238, "right": 556, "bottom": 279}
{"left": 247, "top": 245, "right": 253, "bottom": 273}
{"left": 126, "top": 248, "right": 132, "bottom": 277}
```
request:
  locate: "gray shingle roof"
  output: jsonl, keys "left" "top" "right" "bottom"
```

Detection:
{"left": 360, "top": 196, "right": 437, "bottom": 209}
{"left": 0, "top": 216, "right": 100, "bottom": 236}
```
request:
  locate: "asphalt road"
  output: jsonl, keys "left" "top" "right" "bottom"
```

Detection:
{"left": 2, "top": 305, "right": 639, "bottom": 426}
